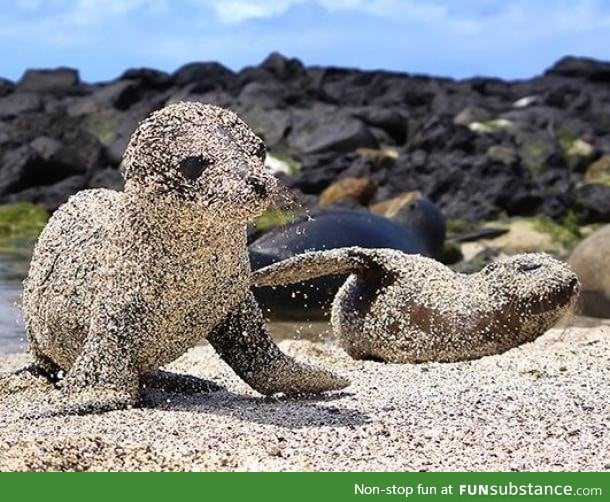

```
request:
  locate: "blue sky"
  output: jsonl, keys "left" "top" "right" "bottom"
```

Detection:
{"left": 1, "top": 0, "right": 609, "bottom": 83}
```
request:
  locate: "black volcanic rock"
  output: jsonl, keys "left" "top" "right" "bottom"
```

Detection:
{"left": 0, "top": 78, "right": 14, "bottom": 98}
{"left": 17, "top": 68, "right": 81, "bottom": 95}
{"left": 0, "top": 54, "right": 608, "bottom": 225}
{"left": 0, "top": 92, "right": 42, "bottom": 117}
{"left": 260, "top": 52, "right": 307, "bottom": 82}
{"left": 172, "top": 62, "right": 235, "bottom": 92}
{"left": 546, "top": 56, "right": 610, "bottom": 82}
{"left": 119, "top": 68, "right": 173, "bottom": 90}
{"left": 288, "top": 110, "right": 378, "bottom": 154}
{"left": 576, "top": 183, "right": 610, "bottom": 222}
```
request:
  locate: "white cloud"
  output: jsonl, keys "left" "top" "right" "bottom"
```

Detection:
{"left": 192, "top": 0, "right": 610, "bottom": 43}
{"left": 1, "top": 0, "right": 609, "bottom": 81}
{"left": 211, "top": 1, "right": 303, "bottom": 24}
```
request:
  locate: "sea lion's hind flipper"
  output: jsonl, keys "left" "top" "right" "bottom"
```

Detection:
{"left": 207, "top": 292, "right": 349, "bottom": 395}
{"left": 0, "top": 362, "right": 59, "bottom": 399}
{"left": 251, "top": 246, "right": 379, "bottom": 287}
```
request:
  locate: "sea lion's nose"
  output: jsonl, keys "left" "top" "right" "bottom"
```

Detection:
{"left": 248, "top": 176, "right": 268, "bottom": 197}
{"left": 569, "top": 277, "right": 579, "bottom": 290}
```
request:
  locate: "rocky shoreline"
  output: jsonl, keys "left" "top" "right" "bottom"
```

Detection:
{"left": 0, "top": 53, "right": 609, "bottom": 226}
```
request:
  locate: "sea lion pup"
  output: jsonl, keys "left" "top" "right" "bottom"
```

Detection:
{"left": 18, "top": 102, "right": 347, "bottom": 415}
{"left": 252, "top": 248, "right": 580, "bottom": 363}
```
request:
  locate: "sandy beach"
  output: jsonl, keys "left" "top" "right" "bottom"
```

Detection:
{"left": 0, "top": 323, "right": 608, "bottom": 472}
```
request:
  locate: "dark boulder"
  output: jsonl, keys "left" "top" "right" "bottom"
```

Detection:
{"left": 0, "top": 145, "right": 42, "bottom": 195}
{"left": 546, "top": 56, "right": 610, "bottom": 82}
{"left": 238, "top": 81, "right": 291, "bottom": 110}
{"left": 0, "top": 78, "right": 14, "bottom": 97}
{"left": 351, "top": 107, "right": 408, "bottom": 143}
{"left": 409, "top": 117, "right": 477, "bottom": 153}
{"left": 119, "top": 68, "right": 173, "bottom": 90}
{"left": 260, "top": 52, "right": 307, "bottom": 82}
{"left": 89, "top": 167, "right": 124, "bottom": 191}
{"left": 30, "top": 136, "right": 63, "bottom": 160}
{"left": 0, "top": 144, "right": 85, "bottom": 198}
{"left": 283, "top": 153, "right": 352, "bottom": 194}
{"left": 16, "top": 68, "right": 81, "bottom": 95}
{"left": 576, "top": 183, "right": 610, "bottom": 222}
{"left": 173, "top": 62, "right": 235, "bottom": 92}
{"left": 88, "top": 80, "right": 149, "bottom": 111}
{"left": 239, "top": 107, "right": 292, "bottom": 148}
{"left": 288, "top": 110, "right": 378, "bottom": 154}
{"left": 308, "top": 67, "right": 377, "bottom": 105}
{"left": 0, "top": 93, "right": 42, "bottom": 117}
{"left": 8, "top": 175, "right": 87, "bottom": 211}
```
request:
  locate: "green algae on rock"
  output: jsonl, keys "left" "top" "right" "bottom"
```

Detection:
{"left": 0, "top": 202, "right": 48, "bottom": 244}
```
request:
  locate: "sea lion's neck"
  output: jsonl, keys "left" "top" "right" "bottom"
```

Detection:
{"left": 122, "top": 192, "right": 245, "bottom": 256}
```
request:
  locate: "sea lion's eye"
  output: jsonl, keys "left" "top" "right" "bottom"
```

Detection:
{"left": 179, "top": 156, "right": 209, "bottom": 180}
{"left": 519, "top": 262, "right": 542, "bottom": 273}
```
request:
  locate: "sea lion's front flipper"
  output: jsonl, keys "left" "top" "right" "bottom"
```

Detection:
{"left": 207, "top": 292, "right": 349, "bottom": 395}
{"left": 29, "top": 300, "right": 142, "bottom": 417}
{"left": 251, "top": 246, "right": 377, "bottom": 287}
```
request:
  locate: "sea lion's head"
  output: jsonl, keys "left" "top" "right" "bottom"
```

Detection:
{"left": 480, "top": 253, "right": 580, "bottom": 333}
{"left": 122, "top": 102, "right": 276, "bottom": 221}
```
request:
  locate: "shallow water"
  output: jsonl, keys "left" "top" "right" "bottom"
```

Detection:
{"left": 0, "top": 247, "right": 332, "bottom": 355}
{"left": 0, "top": 248, "right": 29, "bottom": 354}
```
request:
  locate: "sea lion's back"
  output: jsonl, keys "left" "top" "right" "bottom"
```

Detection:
{"left": 23, "top": 189, "right": 122, "bottom": 361}
{"left": 26, "top": 188, "right": 120, "bottom": 283}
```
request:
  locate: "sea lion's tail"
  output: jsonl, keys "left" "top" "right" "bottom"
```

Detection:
{"left": 251, "top": 246, "right": 390, "bottom": 287}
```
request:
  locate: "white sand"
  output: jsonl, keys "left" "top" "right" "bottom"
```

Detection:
{"left": 0, "top": 325, "right": 608, "bottom": 471}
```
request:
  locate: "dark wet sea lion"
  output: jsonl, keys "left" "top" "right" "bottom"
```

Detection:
{"left": 250, "top": 200, "right": 445, "bottom": 320}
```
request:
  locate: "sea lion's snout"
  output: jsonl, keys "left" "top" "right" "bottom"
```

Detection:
{"left": 248, "top": 176, "right": 268, "bottom": 198}
{"left": 483, "top": 253, "right": 581, "bottom": 314}
{"left": 564, "top": 274, "right": 581, "bottom": 302}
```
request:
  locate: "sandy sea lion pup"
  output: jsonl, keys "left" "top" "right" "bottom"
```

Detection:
{"left": 18, "top": 102, "right": 347, "bottom": 415}
{"left": 253, "top": 248, "right": 580, "bottom": 363}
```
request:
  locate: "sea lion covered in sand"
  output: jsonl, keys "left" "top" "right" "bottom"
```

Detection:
{"left": 253, "top": 248, "right": 580, "bottom": 363}
{"left": 15, "top": 102, "right": 347, "bottom": 415}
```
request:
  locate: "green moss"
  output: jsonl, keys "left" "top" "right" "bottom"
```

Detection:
{"left": 0, "top": 202, "right": 48, "bottom": 249}
{"left": 520, "top": 140, "right": 551, "bottom": 174}
{"left": 468, "top": 118, "right": 513, "bottom": 133}
{"left": 445, "top": 218, "right": 473, "bottom": 235}
{"left": 560, "top": 209, "right": 583, "bottom": 235}
{"left": 486, "top": 145, "right": 517, "bottom": 165}
{"left": 253, "top": 209, "right": 295, "bottom": 233}
{"left": 530, "top": 213, "right": 582, "bottom": 252}
{"left": 83, "top": 112, "right": 120, "bottom": 145}
{"left": 556, "top": 129, "right": 576, "bottom": 152}
{"left": 557, "top": 129, "right": 594, "bottom": 169}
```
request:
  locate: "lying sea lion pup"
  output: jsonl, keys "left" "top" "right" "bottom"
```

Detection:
{"left": 252, "top": 248, "right": 580, "bottom": 363}
{"left": 15, "top": 102, "right": 348, "bottom": 415}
